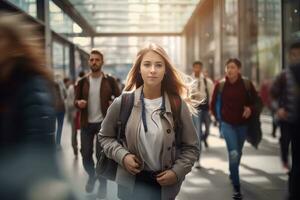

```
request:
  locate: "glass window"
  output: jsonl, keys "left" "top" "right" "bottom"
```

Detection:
{"left": 283, "top": 0, "right": 300, "bottom": 67}
{"left": 8, "top": 0, "right": 36, "bottom": 17}
{"left": 52, "top": 41, "right": 64, "bottom": 76}
{"left": 50, "top": 0, "right": 82, "bottom": 34}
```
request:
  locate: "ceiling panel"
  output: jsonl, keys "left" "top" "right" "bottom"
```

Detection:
{"left": 68, "top": 0, "right": 200, "bottom": 34}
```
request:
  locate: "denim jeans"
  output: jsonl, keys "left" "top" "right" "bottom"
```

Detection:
{"left": 192, "top": 109, "right": 210, "bottom": 147}
{"left": 192, "top": 112, "right": 202, "bottom": 160}
{"left": 221, "top": 121, "right": 247, "bottom": 187}
{"left": 55, "top": 111, "right": 65, "bottom": 145}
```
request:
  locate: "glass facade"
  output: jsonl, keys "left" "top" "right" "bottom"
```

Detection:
{"left": 184, "top": 0, "right": 282, "bottom": 87}
{"left": 68, "top": 0, "right": 199, "bottom": 34}
{"left": 222, "top": 0, "right": 238, "bottom": 59}
{"left": 50, "top": 0, "right": 82, "bottom": 34}
{"left": 8, "top": 0, "right": 36, "bottom": 17}
{"left": 52, "top": 40, "right": 71, "bottom": 77}
{"left": 283, "top": 0, "right": 300, "bottom": 67}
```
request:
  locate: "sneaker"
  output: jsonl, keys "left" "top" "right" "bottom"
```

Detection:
{"left": 232, "top": 192, "right": 243, "bottom": 200}
{"left": 85, "top": 176, "right": 96, "bottom": 193}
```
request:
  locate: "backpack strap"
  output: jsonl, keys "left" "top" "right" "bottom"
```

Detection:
{"left": 169, "top": 95, "right": 182, "bottom": 147}
{"left": 117, "top": 92, "right": 135, "bottom": 142}
{"left": 203, "top": 78, "right": 210, "bottom": 103}
{"left": 218, "top": 78, "right": 226, "bottom": 93}
{"left": 242, "top": 78, "right": 251, "bottom": 91}
{"left": 117, "top": 92, "right": 182, "bottom": 146}
{"left": 106, "top": 74, "right": 119, "bottom": 98}
{"left": 242, "top": 78, "right": 254, "bottom": 104}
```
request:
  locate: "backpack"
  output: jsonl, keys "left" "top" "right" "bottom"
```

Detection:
{"left": 216, "top": 78, "right": 263, "bottom": 148}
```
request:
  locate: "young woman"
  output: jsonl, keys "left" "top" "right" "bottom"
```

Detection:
{"left": 98, "top": 43, "right": 199, "bottom": 200}
{"left": 210, "top": 58, "right": 257, "bottom": 200}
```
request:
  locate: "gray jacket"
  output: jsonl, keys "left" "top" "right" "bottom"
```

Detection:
{"left": 98, "top": 86, "right": 199, "bottom": 199}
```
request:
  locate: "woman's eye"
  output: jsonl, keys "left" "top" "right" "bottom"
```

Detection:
{"left": 156, "top": 64, "right": 162, "bottom": 68}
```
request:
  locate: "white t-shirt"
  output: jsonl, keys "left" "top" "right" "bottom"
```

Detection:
{"left": 138, "top": 97, "right": 164, "bottom": 171}
{"left": 88, "top": 76, "right": 103, "bottom": 123}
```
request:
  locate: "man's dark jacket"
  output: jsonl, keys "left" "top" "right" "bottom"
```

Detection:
{"left": 74, "top": 73, "right": 121, "bottom": 128}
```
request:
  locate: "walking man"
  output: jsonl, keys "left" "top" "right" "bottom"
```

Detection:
{"left": 75, "top": 50, "right": 121, "bottom": 199}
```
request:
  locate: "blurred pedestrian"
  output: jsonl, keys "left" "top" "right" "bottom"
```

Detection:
{"left": 271, "top": 40, "right": 300, "bottom": 200}
{"left": 190, "top": 61, "right": 214, "bottom": 168}
{"left": 54, "top": 74, "right": 67, "bottom": 149}
{"left": 0, "top": 12, "right": 76, "bottom": 200}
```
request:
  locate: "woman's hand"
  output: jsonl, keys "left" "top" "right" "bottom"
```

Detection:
{"left": 156, "top": 170, "right": 178, "bottom": 186}
{"left": 242, "top": 106, "right": 251, "bottom": 119}
{"left": 123, "top": 154, "right": 142, "bottom": 175}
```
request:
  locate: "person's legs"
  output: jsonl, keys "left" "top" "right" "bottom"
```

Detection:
{"left": 221, "top": 122, "right": 246, "bottom": 199}
{"left": 95, "top": 127, "right": 107, "bottom": 198}
{"left": 289, "top": 124, "right": 300, "bottom": 200}
{"left": 80, "top": 124, "right": 96, "bottom": 192}
{"left": 71, "top": 118, "right": 78, "bottom": 156}
{"left": 55, "top": 111, "right": 65, "bottom": 147}
{"left": 279, "top": 122, "right": 291, "bottom": 169}
{"left": 235, "top": 125, "right": 247, "bottom": 190}
{"left": 202, "top": 110, "right": 211, "bottom": 148}
{"left": 271, "top": 111, "right": 277, "bottom": 138}
{"left": 192, "top": 111, "right": 202, "bottom": 167}
{"left": 221, "top": 122, "right": 240, "bottom": 187}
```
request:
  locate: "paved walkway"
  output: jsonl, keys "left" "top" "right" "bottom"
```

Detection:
{"left": 57, "top": 115, "right": 289, "bottom": 200}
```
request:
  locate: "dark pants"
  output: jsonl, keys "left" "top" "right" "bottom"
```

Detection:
{"left": 55, "top": 111, "right": 65, "bottom": 146}
{"left": 118, "top": 171, "right": 162, "bottom": 200}
{"left": 68, "top": 113, "right": 78, "bottom": 154}
{"left": 289, "top": 124, "right": 300, "bottom": 200}
{"left": 279, "top": 121, "right": 292, "bottom": 165}
{"left": 80, "top": 123, "right": 107, "bottom": 190}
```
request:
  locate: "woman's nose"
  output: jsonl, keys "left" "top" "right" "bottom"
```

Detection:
{"left": 150, "top": 65, "right": 156, "bottom": 72}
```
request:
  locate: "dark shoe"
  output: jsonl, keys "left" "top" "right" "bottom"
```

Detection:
{"left": 97, "top": 182, "right": 107, "bottom": 199}
{"left": 232, "top": 192, "right": 243, "bottom": 199}
{"left": 194, "top": 161, "right": 202, "bottom": 169}
{"left": 85, "top": 176, "right": 96, "bottom": 193}
{"left": 73, "top": 148, "right": 78, "bottom": 157}
{"left": 204, "top": 140, "right": 209, "bottom": 148}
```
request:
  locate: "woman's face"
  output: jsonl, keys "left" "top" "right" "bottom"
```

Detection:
{"left": 140, "top": 50, "right": 166, "bottom": 88}
{"left": 225, "top": 62, "right": 240, "bottom": 80}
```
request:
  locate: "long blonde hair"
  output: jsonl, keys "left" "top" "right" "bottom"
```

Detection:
{"left": 0, "top": 12, "right": 52, "bottom": 82}
{"left": 124, "top": 43, "right": 196, "bottom": 113}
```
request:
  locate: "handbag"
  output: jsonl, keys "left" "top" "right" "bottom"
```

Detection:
{"left": 95, "top": 92, "right": 134, "bottom": 181}
{"left": 96, "top": 149, "right": 118, "bottom": 181}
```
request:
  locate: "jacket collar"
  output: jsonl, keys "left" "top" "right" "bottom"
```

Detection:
{"left": 86, "top": 71, "right": 107, "bottom": 79}
{"left": 134, "top": 86, "right": 172, "bottom": 113}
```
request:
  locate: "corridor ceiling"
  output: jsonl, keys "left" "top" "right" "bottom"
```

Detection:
{"left": 67, "top": 0, "right": 200, "bottom": 35}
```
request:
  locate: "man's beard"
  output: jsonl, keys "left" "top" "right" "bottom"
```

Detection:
{"left": 90, "top": 65, "right": 101, "bottom": 72}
